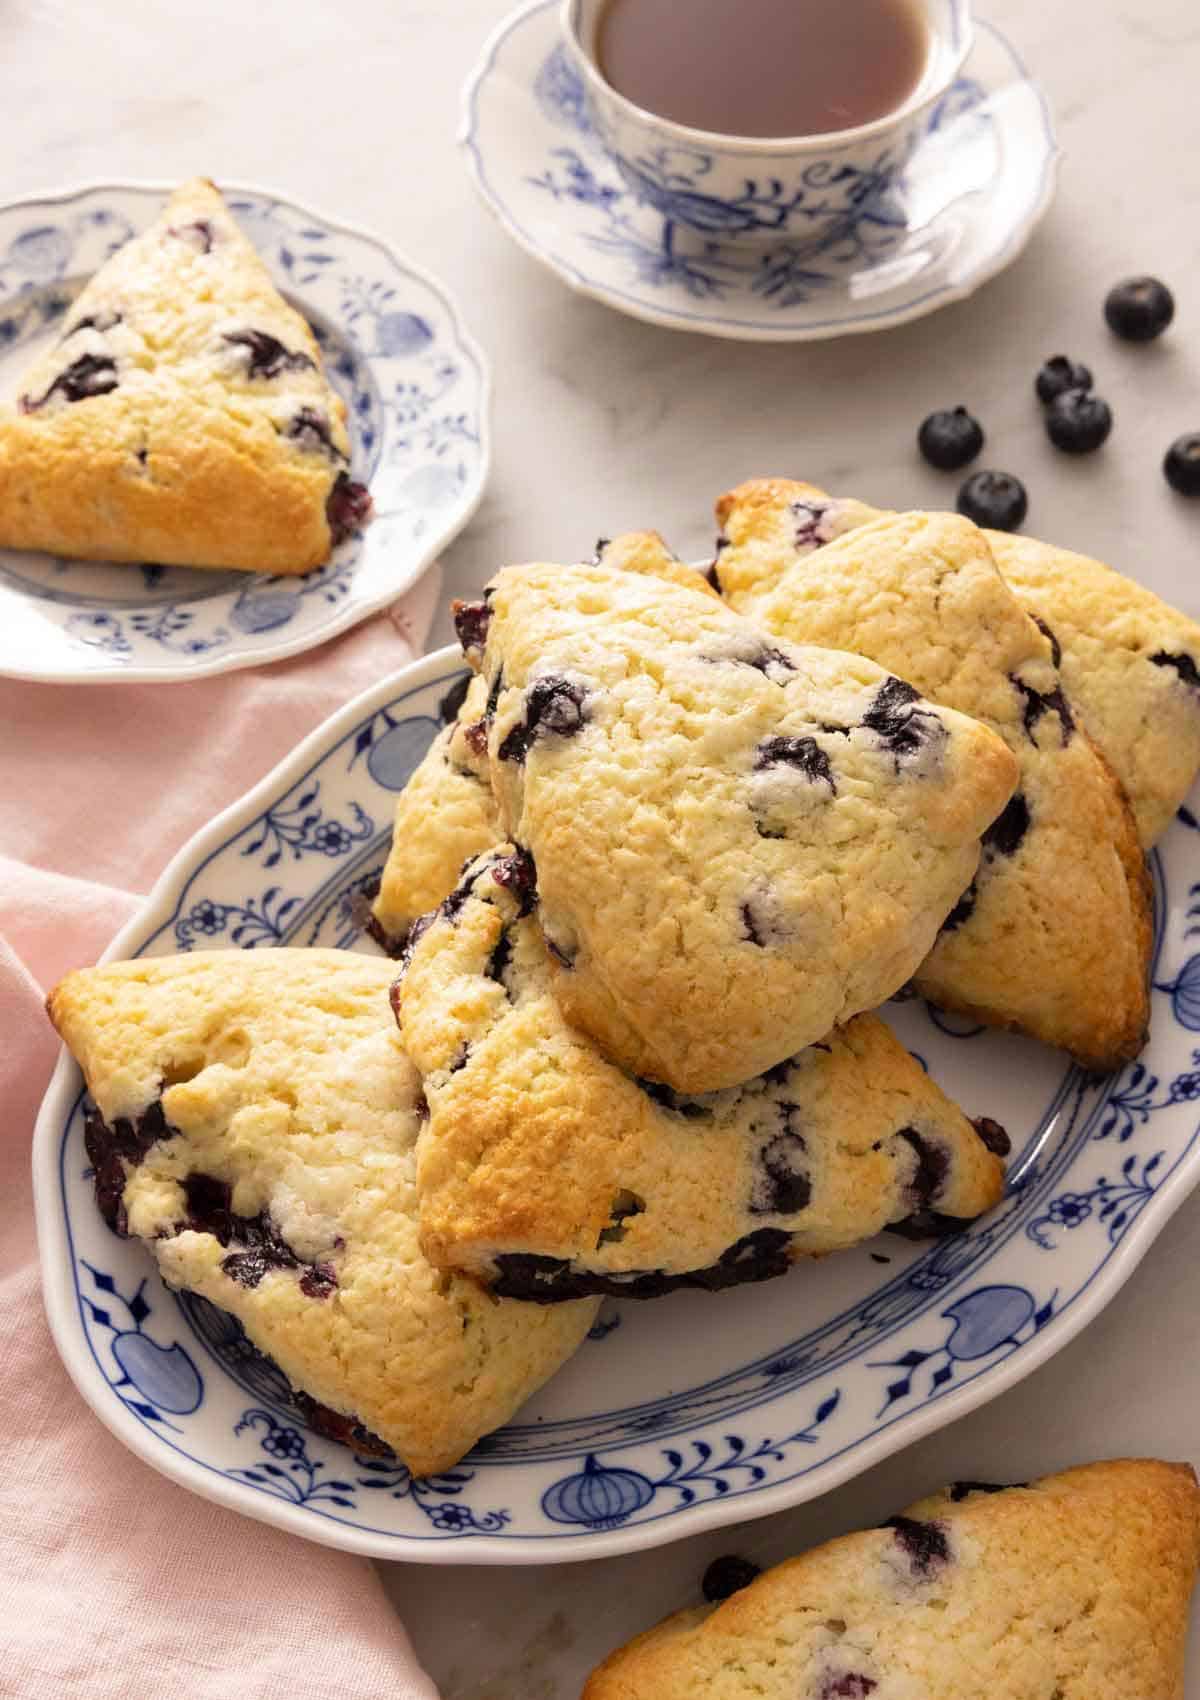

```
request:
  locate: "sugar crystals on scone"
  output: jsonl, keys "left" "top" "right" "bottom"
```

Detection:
{"left": 719, "top": 483, "right": 1151, "bottom": 1071}
{"left": 48, "top": 949, "right": 596, "bottom": 1475}
{"left": 452, "top": 560, "right": 1017, "bottom": 1092}
{"left": 391, "top": 845, "right": 1007, "bottom": 1300}
{"left": 0, "top": 177, "right": 371, "bottom": 574}
{"left": 715, "top": 476, "right": 1200, "bottom": 849}
{"left": 583, "top": 1460, "right": 1200, "bottom": 1700}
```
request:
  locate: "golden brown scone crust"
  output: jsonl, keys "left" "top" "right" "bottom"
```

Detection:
{"left": 0, "top": 178, "right": 364, "bottom": 574}
{"left": 48, "top": 949, "right": 596, "bottom": 1475}
{"left": 394, "top": 847, "right": 1005, "bottom": 1294}
{"left": 714, "top": 478, "right": 1200, "bottom": 849}
{"left": 372, "top": 533, "right": 709, "bottom": 948}
{"left": 722, "top": 485, "right": 1150, "bottom": 1070}
{"left": 467, "top": 559, "right": 1017, "bottom": 1092}
{"left": 584, "top": 1460, "right": 1200, "bottom": 1700}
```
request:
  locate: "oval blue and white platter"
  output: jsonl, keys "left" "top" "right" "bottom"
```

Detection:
{"left": 0, "top": 183, "right": 489, "bottom": 683}
{"left": 33, "top": 646, "right": 1200, "bottom": 1563}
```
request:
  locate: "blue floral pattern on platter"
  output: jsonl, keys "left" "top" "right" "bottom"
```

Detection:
{"left": 0, "top": 183, "right": 488, "bottom": 681}
{"left": 461, "top": 3, "right": 1059, "bottom": 341}
{"left": 38, "top": 651, "right": 1200, "bottom": 1562}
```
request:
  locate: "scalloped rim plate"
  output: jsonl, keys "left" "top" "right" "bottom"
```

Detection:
{"left": 33, "top": 647, "right": 1200, "bottom": 1563}
{"left": 0, "top": 181, "right": 490, "bottom": 683}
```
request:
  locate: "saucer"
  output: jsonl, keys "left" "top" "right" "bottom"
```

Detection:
{"left": 460, "top": 1, "right": 1058, "bottom": 342}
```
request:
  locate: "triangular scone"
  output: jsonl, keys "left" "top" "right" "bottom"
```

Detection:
{"left": 393, "top": 848, "right": 1007, "bottom": 1298}
{"left": 719, "top": 487, "right": 1151, "bottom": 1069}
{"left": 47, "top": 950, "right": 596, "bottom": 1475}
{"left": 0, "top": 178, "right": 371, "bottom": 574}
{"left": 370, "top": 532, "right": 710, "bottom": 953}
{"left": 451, "top": 562, "right": 1017, "bottom": 1092}
{"left": 715, "top": 479, "right": 1200, "bottom": 848}
{"left": 583, "top": 1460, "right": 1200, "bottom": 1700}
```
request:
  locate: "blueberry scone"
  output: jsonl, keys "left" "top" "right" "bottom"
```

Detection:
{"left": 370, "top": 532, "right": 710, "bottom": 954}
{"left": 454, "top": 562, "right": 1018, "bottom": 1091}
{"left": 47, "top": 949, "right": 597, "bottom": 1474}
{"left": 715, "top": 478, "right": 1200, "bottom": 847}
{"left": 0, "top": 177, "right": 371, "bottom": 574}
{"left": 392, "top": 848, "right": 1007, "bottom": 1299}
{"left": 583, "top": 1460, "right": 1200, "bottom": 1700}
{"left": 719, "top": 486, "right": 1151, "bottom": 1069}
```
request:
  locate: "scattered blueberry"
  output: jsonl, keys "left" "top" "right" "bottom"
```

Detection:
{"left": 224, "top": 328, "right": 314, "bottom": 380}
{"left": 1164, "top": 434, "right": 1200, "bottom": 497}
{"left": 701, "top": 1554, "right": 761, "bottom": 1603}
{"left": 917, "top": 406, "right": 984, "bottom": 471}
{"left": 1034, "top": 355, "right": 1092, "bottom": 405}
{"left": 20, "top": 351, "right": 118, "bottom": 411}
{"left": 1045, "top": 389, "right": 1113, "bottom": 454}
{"left": 957, "top": 470, "right": 1027, "bottom": 532}
{"left": 1104, "top": 275, "right": 1174, "bottom": 342}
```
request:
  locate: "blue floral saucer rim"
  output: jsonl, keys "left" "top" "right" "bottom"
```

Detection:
{"left": 33, "top": 646, "right": 1200, "bottom": 1564}
{"left": 459, "top": 1, "right": 1059, "bottom": 342}
{"left": 0, "top": 181, "right": 490, "bottom": 683}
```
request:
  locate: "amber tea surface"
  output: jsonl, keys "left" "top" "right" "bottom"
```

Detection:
{"left": 596, "top": 0, "right": 931, "bottom": 138}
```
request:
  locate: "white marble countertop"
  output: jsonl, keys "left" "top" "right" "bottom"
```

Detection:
{"left": 7, "top": 0, "right": 1199, "bottom": 1691}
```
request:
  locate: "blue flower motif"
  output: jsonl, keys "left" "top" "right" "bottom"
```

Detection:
{"left": 261, "top": 1425, "right": 306, "bottom": 1460}
{"left": 1046, "top": 1193, "right": 1093, "bottom": 1229}
{"left": 184, "top": 899, "right": 227, "bottom": 937}
{"left": 310, "top": 820, "right": 353, "bottom": 857}
{"left": 1169, "top": 1070, "right": 1200, "bottom": 1103}
{"left": 533, "top": 44, "right": 591, "bottom": 134}
{"left": 426, "top": 1502, "right": 476, "bottom": 1531}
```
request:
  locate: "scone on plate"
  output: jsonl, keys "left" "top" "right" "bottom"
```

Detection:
{"left": 392, "top": 847, "right": 1007, "bottom": 1299}
{"left": 0, "top": 177, "right": 371, "bottom": 574}
{"left": 453, "top": 560, "right": 1018, "bottom": 1092}
{"left": 715, "top": 477, "right": 1200, "bottom": 848}
{"left": 719, "top": 484, "right": 1152, "bottom": 1071}
{"left": 583, "top": 1460, "right": 1200, "bottom": 1700}
{"left": 47, "top": 949, "right": 596, "bottom": 1475}
{"left": 370, "top": 531, "right": 706, "bottom": 954}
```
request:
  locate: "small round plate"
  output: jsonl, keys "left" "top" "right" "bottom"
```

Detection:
{"left": 33, "top": 647, "right": 1200, "bottom": 1562}
{"left": 0, "top": 182, "right": 490, "bottom": 683}
{"left": 460, "top": 1, "right": 1058, "bottom": 342}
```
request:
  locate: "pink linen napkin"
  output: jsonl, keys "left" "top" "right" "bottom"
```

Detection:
{"left": 0, "top": 578, "right": 443, "bottom": 1700}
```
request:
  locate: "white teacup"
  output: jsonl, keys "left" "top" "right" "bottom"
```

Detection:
{"left": 560, "top": 0, "right": 973, "bottom": 251}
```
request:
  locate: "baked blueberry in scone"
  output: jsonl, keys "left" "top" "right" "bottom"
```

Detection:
{"left": 369, "top": 532, "right": 709, "bottom": 954}
{"left": 455, "top": 559, "right": 1017, "bottom": 1092}
{"left": 0, "top": 177, "right": 371, "bottom": 574}
{"left": 716, "top": 477, "right": 1200, "bottom": 849}
{"left": 583, "top": 1460, "right": 1200, "bottom": 1700}
{"left": 717, "top": 484, "right": 1152, "bottom": 1072}
{"left": 391, "top": 847, "right": 1007, "bottom": 1299}
{"left": 47, "top": 949, "right": 596, "bottom": 1474}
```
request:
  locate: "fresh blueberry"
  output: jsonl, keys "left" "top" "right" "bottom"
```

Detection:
{"left": 957, "top": 470, "right": 1027, "bottom": 532}
{"left": 1045, "top": 389, "right": 1113, "bottom": 454}
{"left": 1164, "top": 434, "right": 1200, "bottom": 497}
{"left": 1104, "top": 275, "right": 1174, "bottom": 342}
{"left": 1034, "top": 355, "right": 1093, "bottom": 405}
{"left": 917, "top": 406, "right": 984, "bottom": 471}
